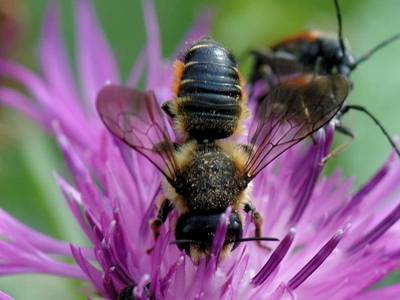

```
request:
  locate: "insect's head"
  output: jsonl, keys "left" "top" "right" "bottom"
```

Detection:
{"left": 174, "top": 211, "right": 243, "bottom": 259}
{"left": 331, "top": 0, "right": 400, "bottom": 77}
{"left": 308, "top": 0, "right": 355, "bottom": 78}
{"left": 315, "top": 36, "right": 355, "bottom": 78}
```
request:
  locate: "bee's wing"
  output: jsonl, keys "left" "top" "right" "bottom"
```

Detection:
{"left": 245, "top": 74, "right": 349, "bottom": 179}
{"left": 249, "top": 50, "right": 305, "bottom": 84}
{"left": 96, "top": 85, "right": 177, "bottom": 181}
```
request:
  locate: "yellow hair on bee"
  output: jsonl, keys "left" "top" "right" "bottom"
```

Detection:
{"left": 162, "top": 141, "right": 197, "bottom": 214}
{"left": 216, "top": 140, "right": 249, "bottom": 173}
{"left": 189, "top": 238, "right": 236, "bottom": 265}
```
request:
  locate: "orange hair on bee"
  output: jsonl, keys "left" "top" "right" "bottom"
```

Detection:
{"left": 171, "top": 60, "right": 185, "bottom": 97}
{"left": 272, "top": 31, "right": 321, "bottom": 49}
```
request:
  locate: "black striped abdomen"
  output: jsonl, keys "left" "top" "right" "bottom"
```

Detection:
{"left": 177, "top": 38, "right": 244, "bottom": 141}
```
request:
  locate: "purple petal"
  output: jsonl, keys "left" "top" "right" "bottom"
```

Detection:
{"left": 39, "top": 3, "right": 80, "bottom": 109}
{"left": 288, "top": 229, "right": 344, "bottom": 290}
{"left": 0, "top": 291, "right": 14, "bottom": 300}
{"left": 0, "top": 240, "right": 86, "bottom": 279}
{"left": 348, "top": 202, "right": 400, "bottom": 253}
{"left": 289, "top": 126, "right": 333, "bottom": 225}
{"left": 126, "top": 49, "right": 146, "bottom": 87}
{"left": 0, "top": 87, "right": 48, "bottom": 128}
{"left": 0, "top": 209, "right": 72, "bottom": 257}
{"left": 0, "top": 60, "right": 52, "bottom": 107}
{"left": 71, "top": 245, "right": 107, "bottom": 296}
{"left": 339, "top": 153, "right": 392, "bottom": 218}
{"left": 56, "top": 174, "right": 96, "bottom": 242}
{"left": 0, "top": 61, "right": 91, "bottom": 146}
{"left": 252, "top": 228, "right": 296, "bottom": 286}
{"left": 75, "top": 0, "right": 119, "bottom": 106}
{"left": 212, "top": 208, "right": 231, "bottom": 259}
{"left": 53, "top": 123, "right": 107, "bottom": 221}
{"left": 351, "top": 284, "right": 400, "bottom": 300}
{"left": 142, "top": 0, "right": 161, "bottom": 89}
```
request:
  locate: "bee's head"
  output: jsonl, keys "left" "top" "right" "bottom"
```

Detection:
{"left": 175, "top": 211, "right": 242, "bottom": 261}
{"left": 316, "top": 36, "right": 355, "bottom": 78}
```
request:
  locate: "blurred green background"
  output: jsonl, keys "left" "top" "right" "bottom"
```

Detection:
{"left": 0, "top": 0, "right": 399, "bottom": 298}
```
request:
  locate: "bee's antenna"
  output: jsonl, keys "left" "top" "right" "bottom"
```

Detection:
{"left": 341, "top": 105, "right": 400, "bottom": 158}
{"left": 351, "top": 33, "right": 400, "bottom": 70}
{"left": 233, "top": 237, "right": 279, "bottom": 244}
{"left": 170, "top": 239, "right": 198, "bottom": 245}
{"left": 170, "top": 237, "right": 280, "bottom": 246}
{"left": 232, "top": 237, "right": 279, "bottom": 244}
{"left": 334, "top": 0, "right": 347, "bottom": 58}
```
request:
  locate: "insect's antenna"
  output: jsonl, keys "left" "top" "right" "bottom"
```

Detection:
{"left": 170, "top": 239, "right": 198, "bottom": 245}
{"left": 229, "top": 237, "right": 280, "bottom": 245}
{"left": 334, "top": 0, "right": 347, "bottom": 58}
{"left": 341, "top": 105, "right": 400, "bottom": 158}
{"left": 170, "top": 237, "right": 280, "bottom": 246}
{"left": 351, "top": 32, "right": 400, "bottom": 69}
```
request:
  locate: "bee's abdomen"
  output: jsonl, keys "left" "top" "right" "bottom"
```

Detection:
{"left": 179, "top": 63, "right": 241, "bottom": 97}
{"left": 177, "top": 38, "right": 244, "bottom": 141}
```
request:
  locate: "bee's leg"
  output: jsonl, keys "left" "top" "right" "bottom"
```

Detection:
{"left": 335, "top": 123, "right": 356, "bottom": 138}
{"left": 335, "top": 107, "right": 356, "bottom": 139}
{"left": 244, "top": 202, "right": 271, "bottom": 251}
{"left": 336, "top": 104, "right": 400, "bottom": 158}
{"left": 248, "top": 49, "right": 270, "bottom": 84}
{"left": 150, "top": 198, "right": 174, "bottom": 240}
{"left": 248, "top": 50, "right": 278, "bottom": 96}
{"left": 147, "top": 199, "right": 174, "bottom": 254}
{"left": 259, "top": 65, "right": 276, "bottom": 89}
{"left": 161, "top": 101, "right": 175, "bottom": 118}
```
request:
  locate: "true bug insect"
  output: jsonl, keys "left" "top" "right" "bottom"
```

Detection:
{"left": 249, "top": 0, "right": 400, "bottom": 157}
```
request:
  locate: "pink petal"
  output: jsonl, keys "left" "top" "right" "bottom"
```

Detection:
{"left": 75, "top": 0, "right": 119, "bottom": 107}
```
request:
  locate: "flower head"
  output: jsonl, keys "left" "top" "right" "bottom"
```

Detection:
{"left": 1, "top": 0, "right": 400, "bottom": 299}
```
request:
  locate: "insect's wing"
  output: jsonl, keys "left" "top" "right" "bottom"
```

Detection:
{"left": 245, "top": 74, "right": 349, "bottom": 179}
{"left": 96, "top": 85, "right": 177, "bottom": 180}
{"left": 249, "top": 49, "right": 305, "bottom": 84}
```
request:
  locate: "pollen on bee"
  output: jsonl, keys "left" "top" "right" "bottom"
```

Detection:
{"left": 216, "top": 140, "right": 249, "bottom": 174}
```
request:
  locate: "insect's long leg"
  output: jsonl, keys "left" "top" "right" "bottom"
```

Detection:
{"left": 335, "top": 122, "right": 356, "bottom": 139}
{"left": 249, "top": 50, "right": 281, "bottom": 86}
{"left": 341, "top": 104, "right": 400, "bottom": 158}
{"left": 321, "top": 121, "right": 355, "bottom": 163}
{"left": 147, "top": 199, "right": 174, "bottom": 254}
{"left": 244, "top": 202, "right": 271, "bottom": 251}
{"left": 150, "top": 199, "right": 174, "bottom": 239}
{"left": 161, "top": 101, "right": 175, "bottom": 118}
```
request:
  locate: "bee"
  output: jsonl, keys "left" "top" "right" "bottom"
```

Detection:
{"left": 162, "top": 37, "right": 249, "bottom": 142}
{"left": 249, "top": 0, "right": 400, "bottom": 157}
{"left": 96, "top": 38, "right": 347, "bottom": 265}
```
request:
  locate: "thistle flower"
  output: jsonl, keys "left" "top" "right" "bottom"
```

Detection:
{"left": 1, "top": 0, "right": 400, "bottom": 299}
